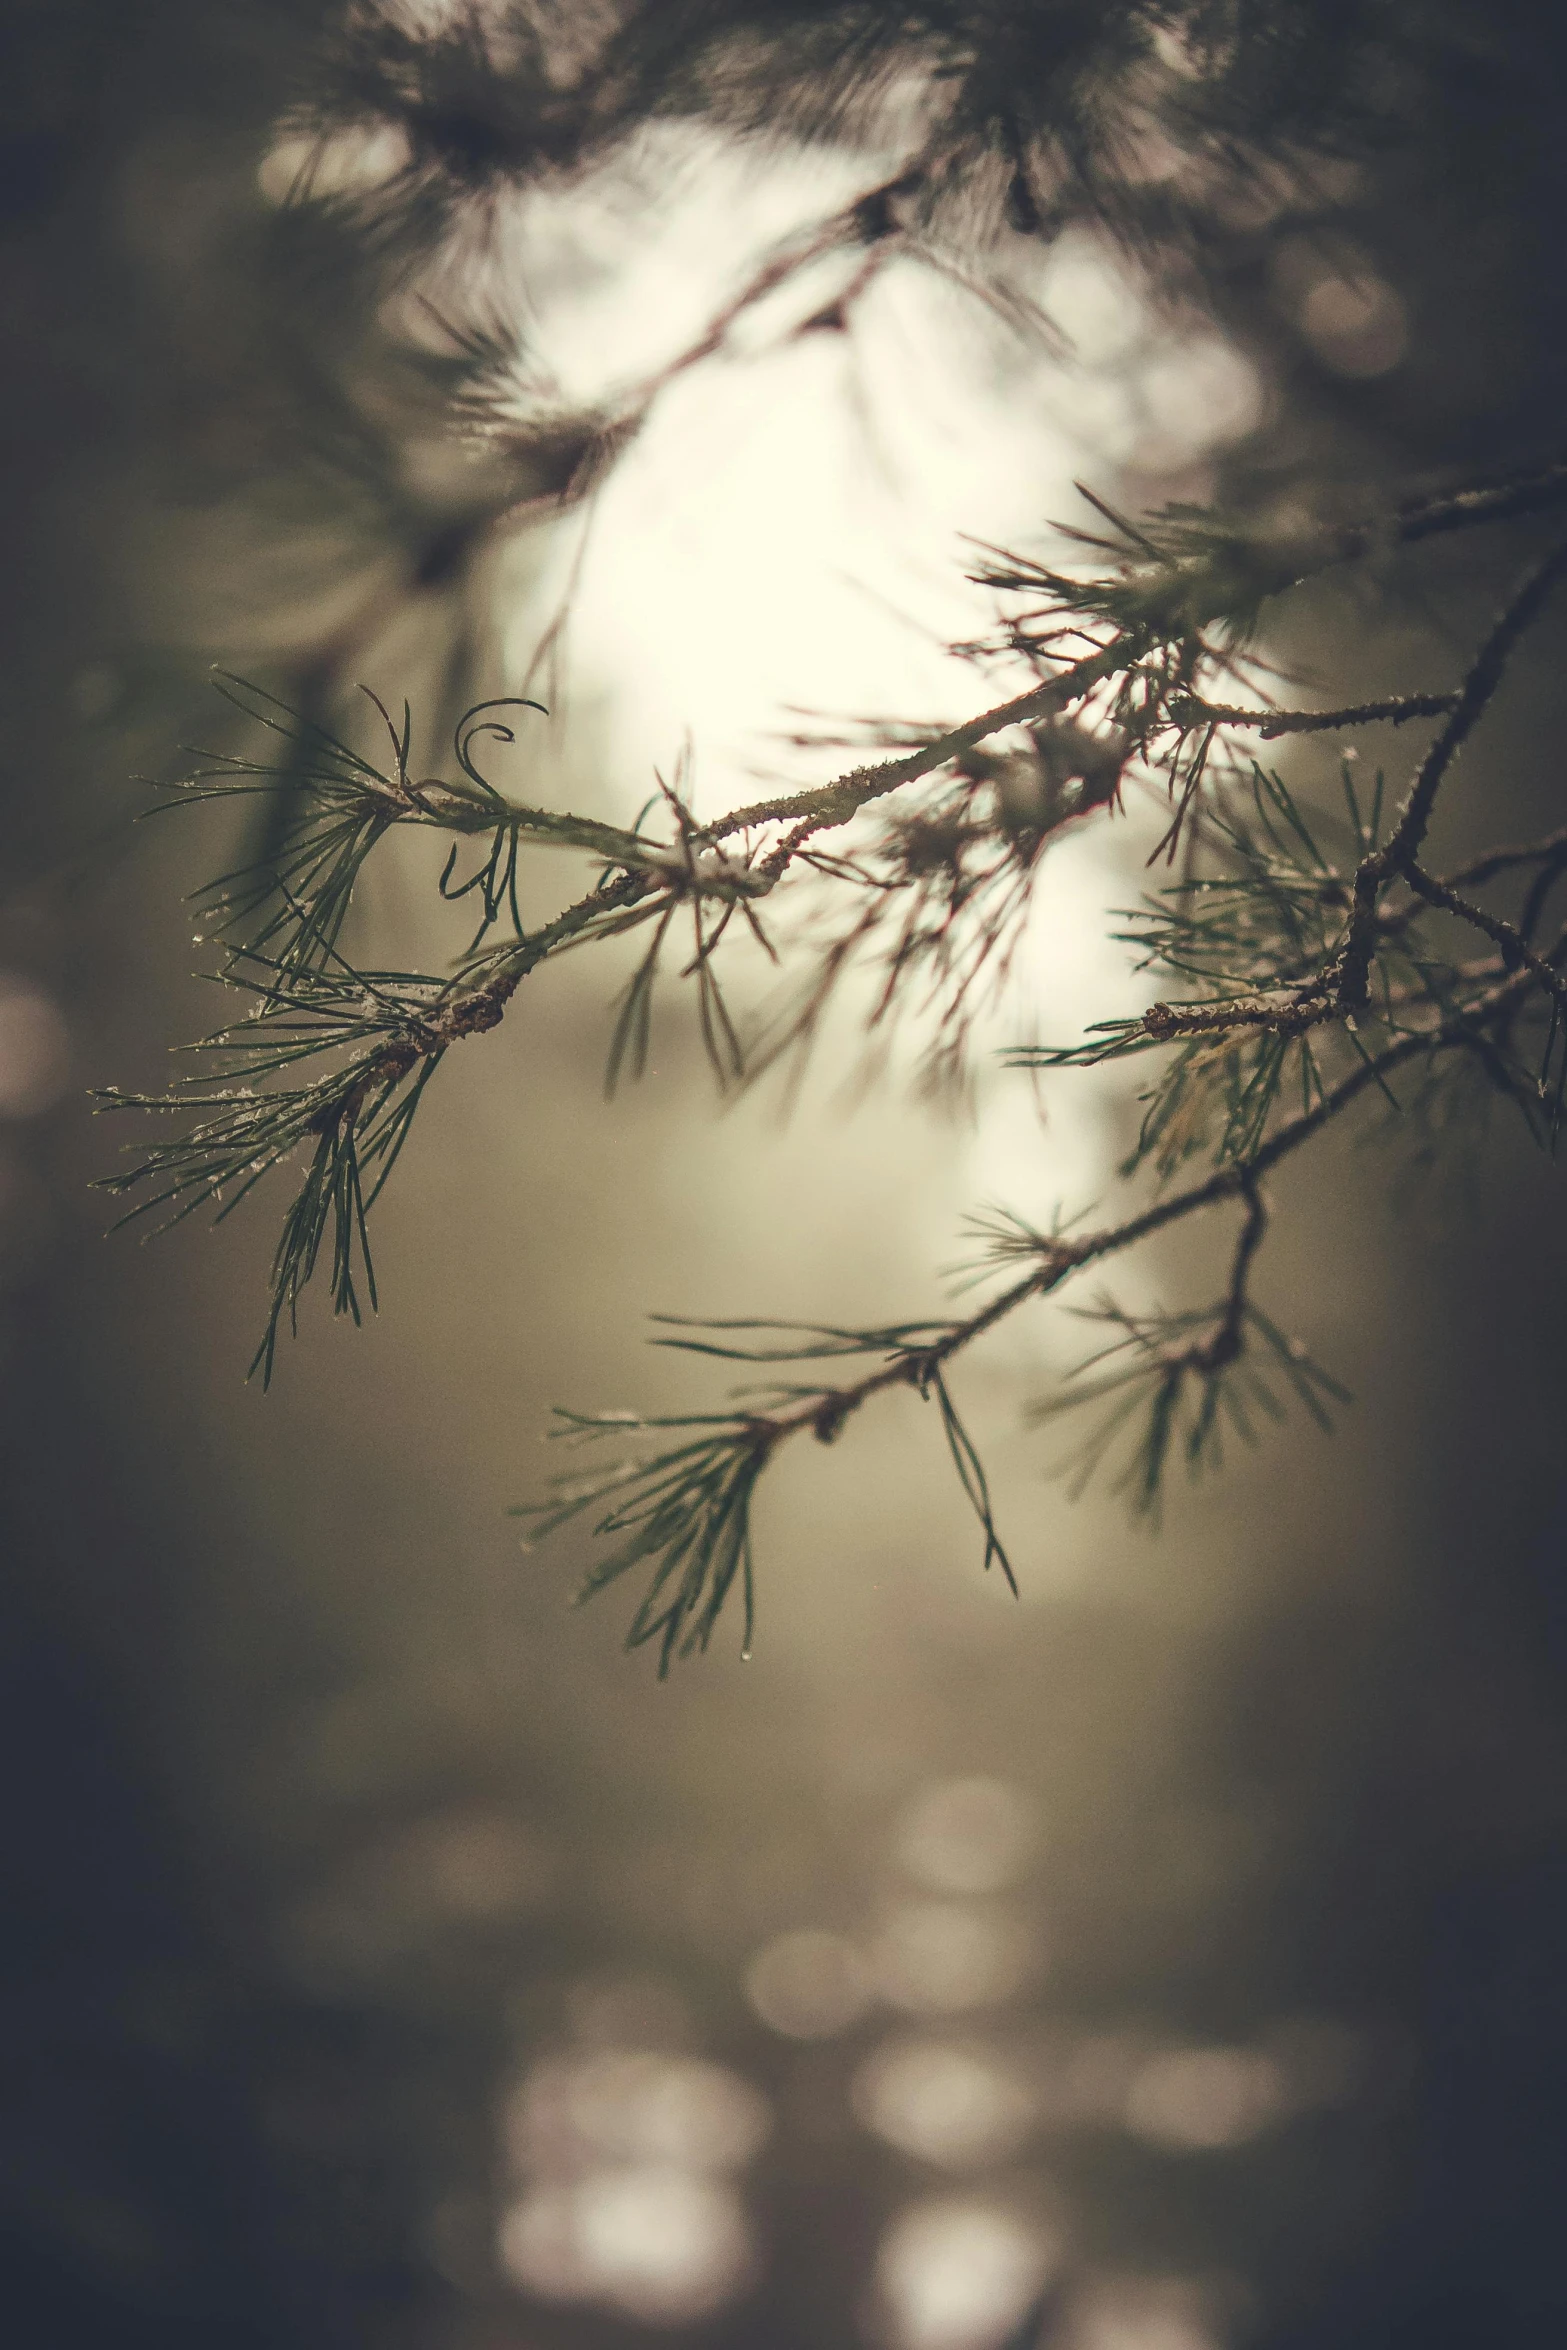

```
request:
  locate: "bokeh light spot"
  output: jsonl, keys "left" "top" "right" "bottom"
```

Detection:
{"left": 853, "top": 2036, "right": 1036, "bottom": 2169}
{"left": 0, "top": 978, "right": 70, "bottom": 1120}
{"left": 1065, "top": 2273, "right": 1226, "bottom": 2350}
{"left": 875, "top": 2197, "right": 1060, "bottom": 2350}
{"left": 895, "top": 1777, "right": 1039, "bottom": 1895}
{"left": 506, "top": 2048, "right": 770, "bottom": 2174}
{"left": 1298, "top": 272, "right": 1408, "bottom": 377}
{"left": 746, "top": 1927, "right": 872, "bottom": 2040}
{"left": 497, "top": 2166, "right": 756, "bottom": 2323}
{"left": 1123, "top": 2047, "right": 1288, "bottom": 2152}
{"left": 871, "top": 1900, "right": 1034, "bottom": 2015}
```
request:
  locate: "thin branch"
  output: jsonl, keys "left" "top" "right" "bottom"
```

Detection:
{"left": 1186, "top": 1178, "right": 1267, "bottom": 1374}
{"left": 638, "top": 162, "right": 925, "bottom": 388}
{"left": 1376, "top": 459, "right": 1567, "bottom": 549}
{"left": 711, "top": 638, "right": 1131, "bottom": 852}
{"left": 1402, "top": 861, "right": 1567, "bottom": 1015}
{"left": 1137, "top": 987, "right": 1337, "bottom": 1042}
{"left": 1441, "top": 821, "right": 1567, "bottom": 892}
{"left": 699, "top": 480, "right": 1567, "bottom": 879}
{"left": 1338, "top": 538, "right": 1567, "bottom": 1009}
{"left": 1173, "top": 691, "right": 1458, "bottom": 736}
{"left": 717, "top": 953, "right": 1543, "bottom": 1461}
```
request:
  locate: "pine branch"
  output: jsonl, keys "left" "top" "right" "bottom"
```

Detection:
{"left": 107, "top": 447, "right": 1567, "bottom": 1662}
{"left": 1010, "top": 553, "right": 1567, "bottom": 1168}
{"left": 523, "top": 924, "right": 1567, "bottom": 1661}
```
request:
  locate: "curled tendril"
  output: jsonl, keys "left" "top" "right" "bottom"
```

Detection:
{"left": 454, "top": 696, "right": 548, "bottom": 799}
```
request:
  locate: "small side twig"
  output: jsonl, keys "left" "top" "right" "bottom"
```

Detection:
{"left": 1338, "top": 538, "right": 1567, "bottom": 1010}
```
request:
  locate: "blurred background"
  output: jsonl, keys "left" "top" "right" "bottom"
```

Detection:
{"left": 4, "top": 7, "right": 1567, "bottom": 2349}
